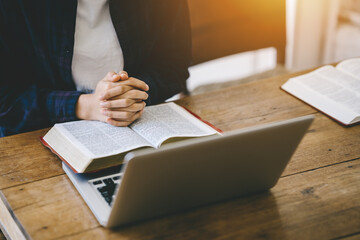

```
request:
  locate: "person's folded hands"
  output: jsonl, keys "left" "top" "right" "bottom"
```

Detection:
{"left": 76, "top": 71, "right": 149, "bottom": 127}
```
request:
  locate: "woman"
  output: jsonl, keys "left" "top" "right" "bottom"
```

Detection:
{"left": 0, "top": 0, "right": 192, "bottom": 137}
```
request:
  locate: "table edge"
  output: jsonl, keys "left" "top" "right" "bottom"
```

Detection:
{"left": 0, "top": 191, "right": 30, "bottom": 240}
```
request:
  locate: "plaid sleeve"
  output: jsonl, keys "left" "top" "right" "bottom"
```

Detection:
{"left": 0, "top": 86, "right": 82, "bottom": 137}
{"left": 0, "top": 1, "right": 83, "bottom": 136}
{"left": 46, "top": 90, "right": 82, "bottom": 124}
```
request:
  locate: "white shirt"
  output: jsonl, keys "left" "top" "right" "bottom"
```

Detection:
{"left": 72, "top": 0, "right": 124, "bottom": 93}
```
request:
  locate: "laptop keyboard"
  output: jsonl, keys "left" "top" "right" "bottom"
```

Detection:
{"left": 89, "top": 174, "right": 122, "bottom": 206}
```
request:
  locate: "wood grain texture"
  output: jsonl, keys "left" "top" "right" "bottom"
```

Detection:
{"left": 342, "top": 234, "right": 360, "bottom": 240}
{"left": 2, "top": 158, "right": 360, "bottom": 240}
{"left": 282, "top": 113, "right": 360, "bottom": 176}
{"left": 2, "top": 176, "right": 98, "bottom": 240}
{"left": 0, "top": 192, "right": 27, "bottom": 240}
{"left": 177, "top": 71, "right": 316, "bottom": 132}
{"left": 0, "top": 128, "right": 63, "bottom": 190}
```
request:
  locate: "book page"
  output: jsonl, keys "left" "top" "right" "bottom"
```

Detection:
{"left": 314, "top": 66, "right": 360, "bottom": 112}
{"left": 57, "top": 121, "right": 152, "bottom": 158}
{"left": 130, "top": 102, "right": 218, "bottom": 148}
{"left": 336, "top": 58, "right": 360, "bottom": 80}
{"left": 314, "top": 65, "right": 360, "bottom": 93}
{"left": 282, "top": 66, "right": 360, "bottom": 124}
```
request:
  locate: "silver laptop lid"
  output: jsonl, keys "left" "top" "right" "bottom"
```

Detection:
{"left": 107, "top": 115, "right": 314, "bottom": 227}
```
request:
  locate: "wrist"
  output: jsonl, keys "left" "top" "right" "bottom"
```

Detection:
{"left": 76, "top": 94, "right": 94, "bottom": 120}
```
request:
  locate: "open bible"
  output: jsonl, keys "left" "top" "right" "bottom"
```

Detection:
{"left": 281, "top": 58, "right": 360, "bottom": 125}
{"left": 42, "top": 102, "right": 220, "bottom": 173}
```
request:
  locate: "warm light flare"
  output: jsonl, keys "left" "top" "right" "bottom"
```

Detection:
{"left": 188, "top": 0, "right": 286, "bottom": 64}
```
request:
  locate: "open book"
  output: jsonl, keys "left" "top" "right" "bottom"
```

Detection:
{"left": 42, "top": 102, "right": 220, "bottom": 173}
{"left": 281, "top": 58, "right": 360, "bottom": 125}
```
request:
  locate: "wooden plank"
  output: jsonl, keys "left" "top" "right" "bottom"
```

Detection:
{"left": 0, "top": 192, "right": 28, "bottom": 240}
{"left": 342, "top": 233, "right": 360, "bottom": 240}
{"left": 178, "top": 71, "right": 317, "bottom": 132}
{"left": 2, "top": 175, "right": 99, "bottom": 240}
{"left": 271, "top": 159, "right": 360, "bottom": 240}
{"left": 3, "top": 157, "right": 360, "bottom": 240}
{"left": 0, "top": 129, "right": 63, "bottom": 190}
{"left": 282, "top": 113, "right": 360, "bottom": 176}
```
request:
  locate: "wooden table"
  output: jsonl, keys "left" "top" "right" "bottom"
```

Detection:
{"left": 1, "top": 70, "right": 359, "bottom": 240}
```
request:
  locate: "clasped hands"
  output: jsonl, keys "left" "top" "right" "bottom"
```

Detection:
{"left": 76, "top": 71, "right": 149, "bottom": 127}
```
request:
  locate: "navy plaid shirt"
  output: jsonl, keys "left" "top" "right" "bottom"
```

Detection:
{"left": 0, "top": 0, "right": 191, "bottom": 137}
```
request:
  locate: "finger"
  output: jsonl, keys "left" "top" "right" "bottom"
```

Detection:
{"left": 106, "top": 118, "right": 133, "bottom": 127}
{"left": 100, "top": 98, "right": 137, "bottom": 108}
{"left": 103, "top": 72, "right": 121, "bottom": 82}
{"left": 120, "top": 78, "right": 149, "bottom": 91}
{"left": 108, "top": 102, "right": 146, "bottom": 112}
{"left": 101, "top": 109, "right": 137, "bottom": 120}
{"left": 101, "top": 85, "right": 133, "bottom": 100}
{"left": 111, "top": 110, "right": 144, "bottom": 123}
{"left": 118, "top": 71, "right": 128, "bottom": 80}
{"left": 117, "top": 89, "right": 148, "bottom": 100}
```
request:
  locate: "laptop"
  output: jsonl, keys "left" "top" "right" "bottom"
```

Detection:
{"left": 63, "top": 115, "right": 314, "bottom": 228}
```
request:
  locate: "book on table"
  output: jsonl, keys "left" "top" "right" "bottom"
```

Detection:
{"left": 42, "top": 102, "right": 220, "bottom": 173}
{"left": 281, "top": 57, "right": 360, "bottom": 125}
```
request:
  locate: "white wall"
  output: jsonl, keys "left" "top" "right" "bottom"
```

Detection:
{"left": 286, "top": 0, "right": 341, "bottom": 70}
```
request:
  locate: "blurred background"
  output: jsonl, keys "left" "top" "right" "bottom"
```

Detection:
{"left": 186, "top": 0, "right": 360, "bottom": 95}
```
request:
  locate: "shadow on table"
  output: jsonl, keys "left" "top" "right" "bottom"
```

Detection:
{"left": 0, "top": 230, "right": 5, "bottom": 240}
{"left": 106, "top": 191, "right": 286, "bottom": 239}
